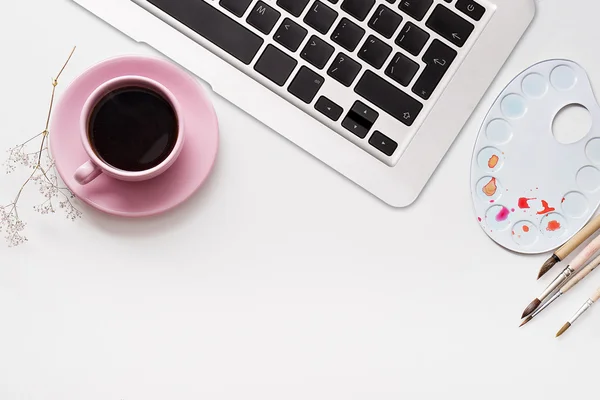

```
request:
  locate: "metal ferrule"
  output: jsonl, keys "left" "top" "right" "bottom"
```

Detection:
{"left": 538, "top": 266, "right": 575, "bottom": 301}
{"left": 531, "top": 291, "right": 562, "bottom": 318}
{"left": 569, "top": 299, "right": 595, "bottom": 324}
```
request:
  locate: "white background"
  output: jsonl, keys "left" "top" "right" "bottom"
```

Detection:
{"left": 1, "top": 0, "right": 599, "bottom": 398}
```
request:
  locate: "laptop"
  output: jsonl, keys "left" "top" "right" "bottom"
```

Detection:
{"left": 71, "top": 0, "right": 536, "bottom": 207}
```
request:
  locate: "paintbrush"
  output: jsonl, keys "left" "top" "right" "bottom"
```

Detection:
{"left": 522, "top": 234, "right": 600, "bottom": 318}
{"left": 520, "top": 253, "right": 600, "bottom": 326}
{"left": 538, "top": 214, "right": 600, "bottom": 279}
{"left": 556, "top": 286, "right": 600, "bottom": 337}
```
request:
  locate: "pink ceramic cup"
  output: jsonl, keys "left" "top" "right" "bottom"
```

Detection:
{"left": 74, "top": 75, "right": 185, "bottom": 185}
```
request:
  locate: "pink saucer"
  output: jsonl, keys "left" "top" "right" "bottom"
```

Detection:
{"left": 49, "top": 55, "right": 219, "bottom": 217}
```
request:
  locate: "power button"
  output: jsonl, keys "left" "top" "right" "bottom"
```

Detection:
{"left": 456, "top": 0, "right": 485, "bottom": 21}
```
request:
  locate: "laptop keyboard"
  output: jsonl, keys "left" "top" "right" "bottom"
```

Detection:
{"left": 139, "top": 0, "right": 489, "bottom": 165}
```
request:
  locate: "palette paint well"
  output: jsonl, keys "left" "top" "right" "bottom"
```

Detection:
{"left": 470, "top": 59, "right": 600, "bottom": 254}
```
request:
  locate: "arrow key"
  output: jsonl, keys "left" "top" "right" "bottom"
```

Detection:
{"left": 350, "top": 100, "right": 379, "bottom": 125}
{"left": 315, "top": 96, "right": 343, "bottom": 121}
{"left": 342, "top": 116, "right": 369, "bottom": 139}
{"left": 369, "top": 131, "right": 398, "bottom": 157}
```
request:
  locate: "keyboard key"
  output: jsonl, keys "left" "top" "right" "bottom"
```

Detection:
{"left": 331, "top": 18, "right": 365, "bottom": 52}
{"left": 399, "top": 0, "right": 433, "bottom": 21}
{"left": 455, "top": 0, "right": 485, "bottom": 21}
{"left": 315, "top": 96, "right": 343, "bottom": 121}
{"left": 254, "top": 44, "right": 298, "bottom": 86}
{"left": 327, "top": 53, "right": 362, "bottom": 86}
{"left": 355, "top": 70, "right": 423, "bottom": 126}
{"left": 341, "top": 0, "right": 375, "bottom": 22}
{"left": 368, "top": 5, "right": 403, "bottom": 39}
{"left": 395, "top": 22, "right": 429, "bottom": 56}
{"left": 412, "top": 39, "right": 457, "bottom": 99}
{"left": 301, "top": 35, "right": 335, "bottom": 69}
{"left": 247, "top": 1, "right": 281, "bottom": 34}
{"left": 276, "top": 0, "right": 310, "bottom": 17}
{"left": 304, "top": 1, "right": 338, "bottom": 34}
{"left": 385, "top": 52, "right": 419, "bottom": 86}
{"left": 426, "top": 5, "right": 474, "bottom": 47}
{"left": 358, "top": 35, "right": 392, "bottom": 69}
{"left": 350, "top": 101, "right": 379, "bottom": 126}
{"left": 220, "top": 0, "right": 253, "bottom": 17}
{"left": 369, "top": 131, "right": 398, "bottom": 156}
{"left": 147, "top": 0, "right": 263, "bottom": 65}
{"left": 274, "top": 18, "right": 308, "bottom": 52}
{"left": 288, "top": 66, "right": 324, "bottom": 103}
{"left": 342, "top": 116, "right": 369, "bottom": 138}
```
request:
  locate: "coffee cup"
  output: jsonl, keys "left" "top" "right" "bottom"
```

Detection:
{"left": 74, "top": 75, "right": 185, "bottom": 185}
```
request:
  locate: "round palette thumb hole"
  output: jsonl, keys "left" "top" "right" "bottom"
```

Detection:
{"left": 552, "top": 103, "right": 592, "bottom": 145}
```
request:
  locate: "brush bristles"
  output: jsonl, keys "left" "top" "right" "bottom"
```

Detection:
{"left": 556, "top": 322, "right": 571, "bottom": 337}
{"left": 519, "top": 315, "right": 533, "bottom": 327}
{"left": 538, "top": 254, "right": 560, "bottom": 280}
{"left": 522, "top": 298, "right": 541, "bottom": 319}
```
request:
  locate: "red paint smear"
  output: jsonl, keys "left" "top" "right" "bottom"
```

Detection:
{"left": 523, "top": 225, "right": 530, "bottom": 233}
{"left": 488, "top": 155, "right": 499, "bottom": 169}
{"left": 537, "top": 200, "right": 556, "bottom": 215}
{"left": 546, "top": 220, "right": 561, "bottom": 232}
{"left": 511, "top": 208, "right": 515, "bottom": 212}
{"left": 562, "top": 197, "right": 566, "bottom": 203}
{"left": 496, "top": 206, "right": 510, "bottom": 222}
{"left": 518, "top": 197, "right": 536, "bottom": 209}
{"left": 490, "top": 200, "right": 495, "bottom": 203}
{"left": 478, "top": 217, "right": 482, "bottom": 222}
{"left": 512, "top": 230, "right": 515, "bottom": 235}
{"left": 482, "top": 177, "right": 497, "bottom": 196}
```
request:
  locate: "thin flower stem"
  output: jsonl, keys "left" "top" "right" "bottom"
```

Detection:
{"left": 1, "top": 46, "right": 79, "bottom": 247}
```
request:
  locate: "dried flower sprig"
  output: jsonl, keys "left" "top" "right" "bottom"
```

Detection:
{"left": 1, "top": 47, "right": 81, "bottom": 247}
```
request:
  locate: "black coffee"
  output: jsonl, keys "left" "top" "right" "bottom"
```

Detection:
{"left": 88, "top": 86, "right": 178, "bottom": 172}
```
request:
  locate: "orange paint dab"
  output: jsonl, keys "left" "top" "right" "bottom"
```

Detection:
{"left": 488, "top": 154, "right": 499, "bottom": 169}
{"left": 547, "top": 220, "right": 561, "bottom": 232}
{"left": 482, "top": 177, "right": 497, "bottom": 196}
{"left": 523, "top": 225, "right": 530, "bottom": 233}
{"left": 537, "top": 200, "right": 556, "bottom": 215}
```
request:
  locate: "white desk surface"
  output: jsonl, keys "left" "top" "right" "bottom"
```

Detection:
{"left": 1, "top": 0, "right": 598, "bottom": 398}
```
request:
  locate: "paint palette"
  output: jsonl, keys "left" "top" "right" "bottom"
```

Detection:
{"left": 470, "top": 59, "right": 600, "bottom": 254}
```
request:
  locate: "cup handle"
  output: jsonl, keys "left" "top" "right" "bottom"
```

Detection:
{"left": 74, "top": 160, "right": 102, "bottom": 185}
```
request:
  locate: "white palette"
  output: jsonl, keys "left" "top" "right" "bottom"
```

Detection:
{"left": 470, "top": 59, "right": 600, "bottom": 254}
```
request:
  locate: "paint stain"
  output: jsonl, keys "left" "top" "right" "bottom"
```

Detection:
{"left": 511, "top": 208, "right": 515, "bottom": 212}
{"left": 546, "top": 220, "right": 561, "bottom": 232}
{"left": 537, "top": 200, "right": 556, "bottom": 215}
{"left": 518, "top": 197, "right": 536, "bottom": 209}
{"left": 478, "top": 217, "right": 482, "bottom": 222}
{"left": 562, "top": 197, "right": 566, "bottom": 203}
{"left": 512, "top": 230, "right": 515, "bottom": 235}
{"left": 490, "top": 200, "right": 495, "bottom": 203}
{"left": 488, "top": 154, "right": 499, "bottom": 169}
{"left": 523, "top": 225, "right": 530, "bottom": 233}
{"left": 482, "top": 177, "right": 497, "bottom": 196}
{"left": 496, "top": 206, "right": 510, "bottom": 222}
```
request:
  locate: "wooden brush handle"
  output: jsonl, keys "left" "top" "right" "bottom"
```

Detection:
{"left": 591, "top": 287, "right": 600, "bottom": 302}
{"left": 569, "top": 234, "right": 600, "bottom": 272}
{"left": 556, "top": 214, "right": 600, "bottom": 259}
{"left": 562, "top": 254, "right": 600, "bottom": 293}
